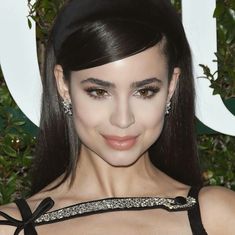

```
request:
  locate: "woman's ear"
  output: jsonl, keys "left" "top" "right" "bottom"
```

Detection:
{"left": 167, "top": 67, "right": 180, "bottom": 102}
{"left": 54, "top": 65, "right": 71, "bottom": 101}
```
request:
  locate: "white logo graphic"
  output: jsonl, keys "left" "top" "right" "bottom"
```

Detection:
{"left": 0, "top": 0, "right": 234, "bottom": 135}
{"left": 182, "top": 0, "right": 235, "bottom": 136}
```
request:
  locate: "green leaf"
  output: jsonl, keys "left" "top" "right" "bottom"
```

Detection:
{"left": 1, "top": 144, "right": 17, "bottom": 157}
{"left": 27, "top": 18, "right": 32, "bottom": 29}
{"left": 213, "top": 2, "right": 225, "bottom": 18}
{"left": 13, "top": 121, "right": 25, "bottom": 126}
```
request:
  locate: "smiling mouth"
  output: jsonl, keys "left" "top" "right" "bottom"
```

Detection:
{"left": 102, "top": 135, "right": 138, "bottom": 150}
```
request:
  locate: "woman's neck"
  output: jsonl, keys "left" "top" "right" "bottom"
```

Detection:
{"left": 68, "top": 145, "right": 162, "bottom": 199}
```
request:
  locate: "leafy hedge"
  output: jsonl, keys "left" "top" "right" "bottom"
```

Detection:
{"left": 196, "top": 0, "right": 235, "bottom": 190}
{"left": 0, "top": 0, "right": 234, "bottom": 204}
{"left": 0, "top": 69, "right": 36, "bottom": 204}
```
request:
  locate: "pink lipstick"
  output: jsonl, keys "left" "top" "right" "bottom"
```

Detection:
{"left": 102, "top": 135, "right": 138, "bottom": 150}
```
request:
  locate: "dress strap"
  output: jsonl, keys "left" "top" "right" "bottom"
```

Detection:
{"left": 0, "top": 197, "right": 54, "bottom": 235}
{"left": 187, "top": 186, "right": 208, "bottom": 235}
{"left": 14, "top": 199, "right": 38, "bottom": 235}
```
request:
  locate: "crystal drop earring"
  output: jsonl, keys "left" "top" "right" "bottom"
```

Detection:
{"left": 165, "top": 101, "right": 171, "bottom": 115}
{"left": 62, "top": 100, "right": 73, "bottom": 116}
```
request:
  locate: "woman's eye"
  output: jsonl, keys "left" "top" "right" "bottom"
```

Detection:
{"left": 85, "top": 88, "right": 109, "bottom": 99}
{"left": 135, "top": 87, "right": 159, "bottom": 99}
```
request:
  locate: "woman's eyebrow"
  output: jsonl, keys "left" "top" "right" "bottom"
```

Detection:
{"left": 131, "top": 77, "right": 162, "bottom": 88}
{"left": 80, "top": 78, "right": 115, "bottom": 88}
{"left": 80, "top": 77, "right": 162, "bottom": 88}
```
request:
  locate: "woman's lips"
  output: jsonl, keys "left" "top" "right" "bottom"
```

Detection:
{"left": 102, "top": 135, "right": 138, "bottom": 150}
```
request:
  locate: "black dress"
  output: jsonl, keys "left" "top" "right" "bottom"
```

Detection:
{"left": 0, "top": 186, "right": 208, "bottom": 235}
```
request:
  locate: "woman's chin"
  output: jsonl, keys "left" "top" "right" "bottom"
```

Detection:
{"left": 100, "top": 153, "right": 142, "bottom": 168}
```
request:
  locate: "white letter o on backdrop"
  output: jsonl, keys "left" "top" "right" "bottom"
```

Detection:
{"left": 0, "top": 0, "right": 41, "bottom": 126}
{"left": 0, "top": 0, "right": 235, "bottom": 135}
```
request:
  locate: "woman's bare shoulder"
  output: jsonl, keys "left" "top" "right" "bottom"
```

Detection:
{"left": 199, "top": 186, "right": 235, "bottom": 235}
{"left": 0, "top": 189, "right": 55, "bottom": 235}
{"left": 0, "top": 201, "right": 23, "bottom": 235}
{"left": 0, "top": 202, "right": 21, "bottom": 216}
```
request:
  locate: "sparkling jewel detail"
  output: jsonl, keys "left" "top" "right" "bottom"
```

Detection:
{"left": 62, "top": 100, "right": 72, "bottom": 116}
{"left": 35, "top": 196, "right": 196, "bottom": 225}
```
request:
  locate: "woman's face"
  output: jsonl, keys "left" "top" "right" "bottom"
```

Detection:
{"left": 55, "top": 44, "right": 179, "bottom": 166}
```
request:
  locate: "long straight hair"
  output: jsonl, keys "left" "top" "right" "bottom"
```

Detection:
{"left": 31, "top": 0, "right": 202, "bottom": 194}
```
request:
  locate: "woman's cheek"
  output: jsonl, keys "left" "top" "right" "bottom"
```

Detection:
{"left": 134, "top": 97, "right": 166, "bottom": 127}
{"left": 72, "top": 98, "right": 109, "bottom": 128}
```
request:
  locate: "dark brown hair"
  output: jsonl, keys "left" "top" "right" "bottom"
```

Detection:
{"left": 31, "top": 0, "right": 202, "bottom": 194}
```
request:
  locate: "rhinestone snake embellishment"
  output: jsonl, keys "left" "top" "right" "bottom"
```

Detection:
{"left": 35, "top": 196, "right": 196, "bottom": 225}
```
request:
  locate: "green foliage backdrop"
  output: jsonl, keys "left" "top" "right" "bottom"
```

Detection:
{"left": 196, "top": 0, "right": 235, "bottom": 190}
{"left": 0, "top": 0, "right": 234, "bottom": 204}
{"left": 0, "top": 69, "right": 36, "bottom": 204}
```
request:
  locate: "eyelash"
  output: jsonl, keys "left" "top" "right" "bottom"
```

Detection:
{"left": 134, "top": 86, "right": 160, "bottom": 99}
{"left": 84, "top": 87, "right": 110, "bottom": 100}
{"left": 84, "top": 86, "right": 160, "bottom": 100}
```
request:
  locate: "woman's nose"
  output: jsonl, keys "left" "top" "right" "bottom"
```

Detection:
{"left": 110, "top": 98, "right": 135, "bottom": 129}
